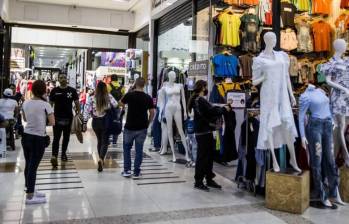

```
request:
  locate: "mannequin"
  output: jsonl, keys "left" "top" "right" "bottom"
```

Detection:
{"left": 299, "top": 84, "right": 345, "bottom": 207}
{"left": 321, "top": 39, "right": 349, "bottom": 167}
{"left": 157, "top": 83, "right": 169, "bottom": 155}
{"left": 158, "top": 71, "right": 190, "bottom": 162}
{"left": 252, "top": 32, "right": 301, "bottom": 172}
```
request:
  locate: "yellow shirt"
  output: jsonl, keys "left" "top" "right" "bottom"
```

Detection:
{"left": 217, "top": 82, "right": 242, "bottom": 97}
{"left": 218, "top": 12, "right": 241, "bottom": 47}
{"left": 107, "top": 81, "right": 126, "bottom": 95}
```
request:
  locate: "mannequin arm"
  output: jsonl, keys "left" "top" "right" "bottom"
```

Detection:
{"left": 180, "top": 84, "right": 188, "bottom": 120}
{"left": 157, "top": 88, "right": 165, "bottom": 122}
{"left": 326, "top": 76, "right": 349, "bottom": 95}
{"left": 252, "top": 76, "right": 265, "bottom": 86}
{"left": 286, "top": 73, "right": 296, "bottom": 106}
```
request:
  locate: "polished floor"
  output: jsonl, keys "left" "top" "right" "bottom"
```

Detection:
{"left": 0, "top": 129, "right": 348, "bottom": 224}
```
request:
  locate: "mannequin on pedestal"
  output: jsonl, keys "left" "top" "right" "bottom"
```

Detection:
{"left": 252, "top": 32, "right": 301, "bottom": 172}
{"left": 321, "top": 39, "right": 349, "bottom": 167}
{"left": 158, "top": 71, "right": 190, "bottom": 162}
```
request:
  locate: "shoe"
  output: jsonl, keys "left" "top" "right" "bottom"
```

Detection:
{"left": 206, "top": 180, "right": 222, "bottom": 189}
{"left": 61, "top": 154, "right": 68, "bottom": 162}
{"left": 34, "top": 191, "right": 46, "bottom": 198}
{"left": 133, "top": 173, "right": 142, "bottom": 179}
{"left": 194, "top": 183, "right": 209, "bottom": 192}
{"left": 25, "top": 196, "right": 47, "bottom": 205}
{"left": 97, "top": 161, "right": 103, "bottom": 172}
{"left": 122, "top": 170, "right": 132, "bottom": 178}
{"left": 50, "top": 156, "right": 58, "bottom": 167}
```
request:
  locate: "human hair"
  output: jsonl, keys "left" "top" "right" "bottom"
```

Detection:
{"left": 135, "top": 77, "right": 145, "bottom": 88}
{"left": 58, "top": 73, "right": 67, "bottom": 78}
{"left": 95, "top": 82, "right": 109, "bottom": 113}
{"left": 187, "top": 80, "right": 207, "bottom": 111}
{"left": 32, "top": 80, "right": 47, "bottom": 98}
{"left": 110, "top": 74, "right": 118, "bottom": 81}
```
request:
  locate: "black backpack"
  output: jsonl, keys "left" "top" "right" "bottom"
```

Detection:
{"left": 110, "top": 84, "right": 123, "bottom": 101}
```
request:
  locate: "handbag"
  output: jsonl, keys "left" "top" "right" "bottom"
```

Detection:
{"left": 105, "top": 106, "right": 122, "bottom": 136}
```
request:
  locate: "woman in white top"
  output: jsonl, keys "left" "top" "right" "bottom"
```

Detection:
{"left": 84, "top": 81, "right": 118, "bottom": 172}
{"left": 22, "top": 80, "right": 55, "bottom": 205}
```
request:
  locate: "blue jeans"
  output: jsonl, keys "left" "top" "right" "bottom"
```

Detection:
{"left": 306, "top": 117, "right": 339, "bottom": 202}
{"left": 123, "top": 128, "right": 147, "bottom": 174}
{"left": 152, "top": 108, "right": 162, "bottom": 149}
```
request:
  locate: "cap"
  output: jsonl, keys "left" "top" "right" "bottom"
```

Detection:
{"left": 3, "top": 88, "right": 13, "bottom": 97}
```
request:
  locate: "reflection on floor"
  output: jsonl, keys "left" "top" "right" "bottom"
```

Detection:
{"left": 0, "top": 130, "right": 348, "bottom": 224}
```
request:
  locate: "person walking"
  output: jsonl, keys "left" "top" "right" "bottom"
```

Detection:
{"left": 83, "top": 82, "right": 118, "bottom": 172}
{"left": 119, "top": 78, "right": 155, "bottom": 178}
{"left": 0, "top": 88, "right": 19, "bottom": 151}
{"left": 22, "top": 80, "right": 55, "bottom": 204}
{"left": 187, "top": 80, "right": 232, "bottom": 191}
{"left": 49, "top": 74, "right": 80, "bottom": 167}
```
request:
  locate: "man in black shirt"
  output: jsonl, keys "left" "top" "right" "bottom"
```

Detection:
{"left": 49, "top": 74, "right": 80, "bottom": 167}
{"left": 119, "top": 78, "right": 155, "bottom": 178}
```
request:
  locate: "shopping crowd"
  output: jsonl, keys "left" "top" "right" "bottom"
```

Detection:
{"left": 0, "top": 74, "right": 232, "bottom": 204}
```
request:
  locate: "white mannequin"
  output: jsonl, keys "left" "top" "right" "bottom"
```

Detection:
{"left": 159, "top": 71, "right": 190, "bottom": 162}
{"left": 323, "top": 39, "right": 349, "bottom": 167}
{"left": 157, "top": 83, "right": 169, "bottom": 155}
{"left": 253, "top": 32, "right": 301, "bottom": 172}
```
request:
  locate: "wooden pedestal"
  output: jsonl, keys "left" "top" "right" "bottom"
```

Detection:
{"left": 340, "top": 167, "right": 349, "bottom": 202}
{"left": 266, "top": 170, "right": 310, "bottom": 214}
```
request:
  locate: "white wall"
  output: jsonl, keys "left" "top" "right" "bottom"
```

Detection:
{"left": 0, "top": 0, "right": 9, "bottom": 20}
{"left": 12, "top": 27, "right": 129, "bottom": 49}
{"left": 8, "top": 0, "right": 134, "bottom": 31}
{"left": 132, "top": 0, "right": 152, "bottom": 31}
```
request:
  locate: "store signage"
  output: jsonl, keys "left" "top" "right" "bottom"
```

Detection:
{"left": 227, "top": 92, "right": 246, "bottom": 108}
{"left": 188, "top": 60, "right": 209, "bottom": 77}
{"left": 96, "top": 66, "right": 126, "bottom": 77}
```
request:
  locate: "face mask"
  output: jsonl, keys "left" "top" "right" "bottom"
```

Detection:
{"left": 204, "top": 89, "right": 208, "bottom": 96}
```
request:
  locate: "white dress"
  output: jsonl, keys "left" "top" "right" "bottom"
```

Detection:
{"left": 252, "top": 51, "right": 298, "bottom": 150}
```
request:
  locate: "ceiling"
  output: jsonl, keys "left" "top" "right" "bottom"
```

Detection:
{"left": 33, "top": 46, "right": 77, "bottom": 68}
{"left": 19, "top": 0, "right": 140, "bottom": 11}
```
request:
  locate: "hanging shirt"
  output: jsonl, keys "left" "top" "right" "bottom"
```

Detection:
{"left": 312, "top": 0, "right": 332, "bottom": 15}
{"left": 289, "top": 55, "right": 299, "bottom": 77}
{"left": 212, "top": 54, "right": 239, "bottom": 77}
{"left": 311, "top": 21, "right": 332, "bottom": 52}
{"left": 239, "top": 54, "right": 254, "bottom": 79}
{"left": 341, "top": 0, "right": 349, "bottom": 8}
{"left": 240, "top": 14, "right": 260, "bottom": 52}
{"left": 280, "top": 2, "right": 298, "bottom": 28}
{"left": 280, "top": 29, "right": 298, "bottom": 51}
{"left": 298, "top": 86, "right": 332, "bottom": 138}
{"left": 296, "top": 23, "right": 314, "bottom": 53}
{"left": 218, "top": 12, "right": 241, "bottom": 47}
{"left": 296, "top": 0, "right": 310, "bottom": 11}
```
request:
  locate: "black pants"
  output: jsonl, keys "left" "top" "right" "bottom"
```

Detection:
{"left": 22, "top": 133, "right": 45, "bottom": 194}
{"left": 195, "top": 133, "right": 216, "bottom": 184}
{"left": 92, "top": 117, "right": 109, "bottom": 160}
{"left": 52, "top": 121, "right": 72, "bottom": 157}
{"left": 6, "top": 122, "right": 15, "bottom": 150}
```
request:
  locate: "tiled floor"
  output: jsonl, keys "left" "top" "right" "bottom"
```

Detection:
{"left": 0, "top": 129, "right": 348, "bottom": 224}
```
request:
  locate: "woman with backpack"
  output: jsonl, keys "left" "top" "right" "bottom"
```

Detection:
{"left": 84, "top": 81, "right": 118, "bottom": 172}
{"left": 187, "top": 80, "right": 232, "bottom": 192}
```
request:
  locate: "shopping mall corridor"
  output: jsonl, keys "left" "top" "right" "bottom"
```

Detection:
{"left": 1, "top": 129, "right": 349, "bottom": 224}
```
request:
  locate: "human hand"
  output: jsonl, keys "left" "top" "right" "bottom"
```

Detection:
{"left": 224, "top": 105, "right": 232, "bottom": 112}
{"left": 301, "top": 137, "right": 308, "bottom": 149}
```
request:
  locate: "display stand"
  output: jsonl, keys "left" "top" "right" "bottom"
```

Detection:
{"left": 340, "top": 167, "right": 349, "bottom": 202}
{"left": 266, "top": 169, "right": 309, "bottom": 214}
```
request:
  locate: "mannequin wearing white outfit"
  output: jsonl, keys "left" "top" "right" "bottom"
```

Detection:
{"left": 321, "top": 39, "right": 349, "bottom": 167}
{"left": 252, "top": 32, "right": 301, "bottom": 172}
{"left": 159, "top": 71, "right": 190, "bottom": 162}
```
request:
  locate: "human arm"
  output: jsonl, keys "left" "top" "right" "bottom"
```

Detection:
{"left": 148, "top": 108, "right": 155, "bottom": 127}
{"left": 298, "top": 94, "right": 310, "bottom": 149}
{"left": 73, "top": 89, "right": 80, "bottom": 114}
{"left": 109, "top": 94, "right": 118, "bottom": 108}
{"left": 197, "top": 97, "right": 230, "bottom": 118}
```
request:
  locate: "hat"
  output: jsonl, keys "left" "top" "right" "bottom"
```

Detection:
{"left": 3, "top": 88, "right": 13, "bottom": 97}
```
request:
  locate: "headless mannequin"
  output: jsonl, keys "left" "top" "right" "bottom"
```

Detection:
{"left": 324, "top": 39, "right": 349, "bottom": 167}
{"left": 159, "top": 71, "right": 190, "bottom": 162}
{"left": 253, "top": 32, "right": 301, "bottom": 172}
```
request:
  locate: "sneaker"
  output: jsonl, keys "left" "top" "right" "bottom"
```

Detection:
{"left": 61, "top": 154, "right": 68, "bottom": 162}
{"left": 133, "top": 173, "right": 142, "bottom": 179}
{"left": 25, "top": 196, "right": 47, "bottom": 205}
{"left": 34, "top": 191, "right": 46, "bottom": 198}
{"left": 122, "top": 170, "right": 132, "bottom": 178}
{"left": 50, "top": 156, "right": 58, "bottom": 167}
{"left": 206, "top": 180, "right": 222, "bottom": 189}
{"left": 97, "top": 161, "right": 103, "bottom": 172}
{"left": 194, "top": 183, "right": 209, "bottom": 192}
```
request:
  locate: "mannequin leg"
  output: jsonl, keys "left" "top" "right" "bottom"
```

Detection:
{"left": 336, "top": 115, "right": 349, "bottom": 167}
{"left": 268, "top": 134, "right": 280, "bottom": 172}
{"left": 159, "top": 122, "right": 169, "bottom": 155}
{"left": 284, "top": 135, "right": 301, "bottom": 172}
{"left": 174, "top": 112, "right": 190, "bottom": 162}
{"left": 165, "top": 113, "right": 176, "bottom": 162}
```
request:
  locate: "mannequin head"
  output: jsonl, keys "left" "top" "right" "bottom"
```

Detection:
{"left": 333, "top": 39, "right": 347, "bottom": 55}
{"left": 263, "top": 32, "right": 277, "bottom": 52}
{"left": 168, "top": 71, "right": 176, "bottom": 83}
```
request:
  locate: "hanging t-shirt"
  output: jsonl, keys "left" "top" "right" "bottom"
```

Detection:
{"left": 312, "top": 0, "right": 332, "bottom": 15}
{"left": 341, "top": 0, "right": 349, "bottom": 8}
{"left": 280, "top": 2, "right": 297, "bottom": 28}
{"left": 49, "top": 86, "right": 79, "bottom": 119}
{"left": 240, "top": 14, "right": 260, "bottom": 52}
{"left": 296, "top": 0, "right": 310, "bottom": 11}
{"left": 312, "top": 21, "right": 332, "bottom": 52}
{"left": 212, "top": 54, "right": 239, "bottom": 77}
{"left": 218, "top": 12, "right": 241, "bottom": 47}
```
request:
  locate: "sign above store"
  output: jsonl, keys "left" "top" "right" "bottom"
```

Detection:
{"left": 188, "top": 60, "right": 209, "bottom": 77}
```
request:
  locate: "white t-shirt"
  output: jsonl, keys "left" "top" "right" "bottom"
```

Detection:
{"left": 0, "top": 98, "right": 18, "bottom": 120}
{"left": 22, "top": 99, "right": 54, "bottom": 137}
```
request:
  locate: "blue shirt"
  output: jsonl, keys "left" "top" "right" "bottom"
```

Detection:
{"left": 298, "top": 86, "right": 332, "bottom": 138}
{"left": 212, "top": 54, "right": 238, "bottom": 77}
